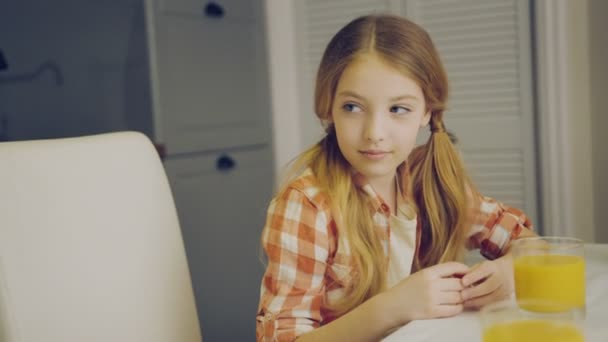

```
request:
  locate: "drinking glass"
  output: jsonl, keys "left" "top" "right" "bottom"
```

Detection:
{"left": 480, "top": 299, "right": 585, "bottom": 342}
{"left": 511, "top": 236, "right": 585, "bottom": 316}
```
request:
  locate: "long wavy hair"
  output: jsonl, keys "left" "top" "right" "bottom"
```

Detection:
{"left": 279, "top": 14, "right": 474, "bottom": 317}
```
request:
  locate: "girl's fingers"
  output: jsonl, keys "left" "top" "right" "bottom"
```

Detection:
{"left": 463, "top": 287, "right": 505, "bottom": 309}
{"left": 461, "top": 274, "right": 501, "bottom": 301}
{"left": 431, "top": 262, "right": 470, "bottom": 278}
{"left": 439, "top": 278, "right": 465, "bottom": 291}
{"left": 461, "top": 262, "right": 493, "bottom": 287}
{"left": 435, "top": 304, "right": 464, "bottom": 318}
{"left": 439, "top": 290, "right": 464, "bottom": 305}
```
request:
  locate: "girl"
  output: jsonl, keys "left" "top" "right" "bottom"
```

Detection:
{"left": 256, "top": 14, "right": 534, "bottom": 342}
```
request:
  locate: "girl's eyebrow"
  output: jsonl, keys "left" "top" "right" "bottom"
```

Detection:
{"left": 389, "top": 94, "right": 420, "bottom": 103}
{"left": 336, "top": 90, "right": 365, "bottom": 100}
{"left": 337, "top": 90, "right": 420, "bottom": 103}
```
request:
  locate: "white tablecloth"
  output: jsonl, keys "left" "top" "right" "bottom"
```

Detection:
{"left": 383, "top": 244, "right": 608, "bottom": 342}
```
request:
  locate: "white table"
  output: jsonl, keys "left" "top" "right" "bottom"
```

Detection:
{"left": 383, "top": 244, "right": 608, "bottom": 342}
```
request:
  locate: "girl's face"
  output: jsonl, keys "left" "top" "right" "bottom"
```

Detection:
{"left": 331, "top": 53, "right": 431, "bottom": 186}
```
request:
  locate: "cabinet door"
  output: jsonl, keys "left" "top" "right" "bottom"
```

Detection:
{"left": 159, "top": 0, "right": 255, "bottom": 20}
{"left": 163, "top": 146, "right": 274, "bottom": 341}
{"left": 150, "top": 0, "right": 271, "bottom": 154}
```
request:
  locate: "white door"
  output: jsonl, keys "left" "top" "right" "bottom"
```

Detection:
{"left": 294, "top": 0, "right": 539, "bottom": 226}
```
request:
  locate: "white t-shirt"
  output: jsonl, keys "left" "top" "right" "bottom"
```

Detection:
{"left": 386, "top": 199, "right": 418, "bottom": 288}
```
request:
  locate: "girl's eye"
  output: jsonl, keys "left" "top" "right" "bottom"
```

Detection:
{"left": 390, "top": 106, "right": 411, "bottom": 115}
{"left": 343, "top": 103, "right": 362, "bottom": 113}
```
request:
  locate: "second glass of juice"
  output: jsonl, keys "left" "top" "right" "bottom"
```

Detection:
{"left": 480, "top": 299, "right": 585, "bottom": 342}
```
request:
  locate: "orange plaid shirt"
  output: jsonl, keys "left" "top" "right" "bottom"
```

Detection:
{"left": 256, "top": 168, "right": 533, "bottom": 341}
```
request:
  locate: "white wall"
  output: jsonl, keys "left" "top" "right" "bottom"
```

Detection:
{"left": 561, "top": 0, "right": 596, "bottom": 242}
{"left": 0, "top": 0, "right": 143, "bottom": 141}
{"left": 589, "top": 0, "right": 608, "bottom": 243}
{"left": 264, "top": 0, "right": 303, "bottom": 183}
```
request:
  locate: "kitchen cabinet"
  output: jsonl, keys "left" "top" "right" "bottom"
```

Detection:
{"left": 134, "top": 0, "right": 274, "bottom": 339}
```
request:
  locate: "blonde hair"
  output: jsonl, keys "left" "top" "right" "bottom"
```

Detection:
{"left": 280, "top": 14, "right": 474, "bottom": 317}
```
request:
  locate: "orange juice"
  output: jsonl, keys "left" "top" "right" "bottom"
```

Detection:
{"left": 514, "top": 255, "right": 585, "bottom": 312}
{"left": 483, "top": 319, "right": 584, "bottom": 342}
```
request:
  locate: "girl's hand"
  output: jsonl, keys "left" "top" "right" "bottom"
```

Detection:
{"left": 386, "top": 262, "right": 469, "bottom": 322}
{"left": 460, "top": 254, "right": 514, "bottom": 309}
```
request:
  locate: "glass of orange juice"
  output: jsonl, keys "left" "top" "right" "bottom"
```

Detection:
{"left": 511, "top": 236, "right": 585, "bottom": 316}
{"left": 480, "top": 299, "right": 585, "bottom": 342}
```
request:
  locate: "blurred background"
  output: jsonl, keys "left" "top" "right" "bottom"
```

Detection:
{"left": 0, "top": 0, "right": 605, "bottom": 340}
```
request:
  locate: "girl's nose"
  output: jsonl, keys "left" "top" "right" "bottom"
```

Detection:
{"left": 364, "top": 114, "right": 385, "bottom": 143}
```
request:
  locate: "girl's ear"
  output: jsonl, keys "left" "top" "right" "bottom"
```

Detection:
{"left": 420, "top": 111, "right": 432, "bottom": 128}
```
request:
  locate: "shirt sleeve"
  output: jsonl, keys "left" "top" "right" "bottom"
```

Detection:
{"left": 256, "top": 187, "right": 331, "bottom": 342}
{"left": 466, "top": 195, "right": 535, "bottom": 260}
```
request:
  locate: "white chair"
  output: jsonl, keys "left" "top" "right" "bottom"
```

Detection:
{"left": 0, "top": 132, "right": 201, "bottom": 342}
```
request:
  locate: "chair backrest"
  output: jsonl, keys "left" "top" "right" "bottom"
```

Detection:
{"left": 0, "top": 132, "right": 201, "bottom": 342}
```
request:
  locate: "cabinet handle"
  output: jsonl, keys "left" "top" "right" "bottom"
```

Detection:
{"left": 0, "top": 48, "right": 8, "bottom": 71}
{"left": 204, "top": 2, "right": 224, "bottom": 18}
{"left": 216, "top": 154, "right": 235, "bottom": 171}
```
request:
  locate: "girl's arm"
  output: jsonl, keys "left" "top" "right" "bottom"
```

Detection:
{"left": 294, "top": 292, "right": 402, "bottom": 342}
{"left": 258, "top": 187, "right": 401, "bottom": 342}
{"left": 258, "top": 186, "right": 469, "bottom": 341}
{"left": 256, "top": 187, "right": 331, "bottom": 341}
{"left": 297, "top": 262, "right": 470, "bottom": 342}
{"left": 466, "top": 195, "right": 536, "bottom": 260}
{"left": 459, "top": 195, "right": 537, "bottom": 308}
